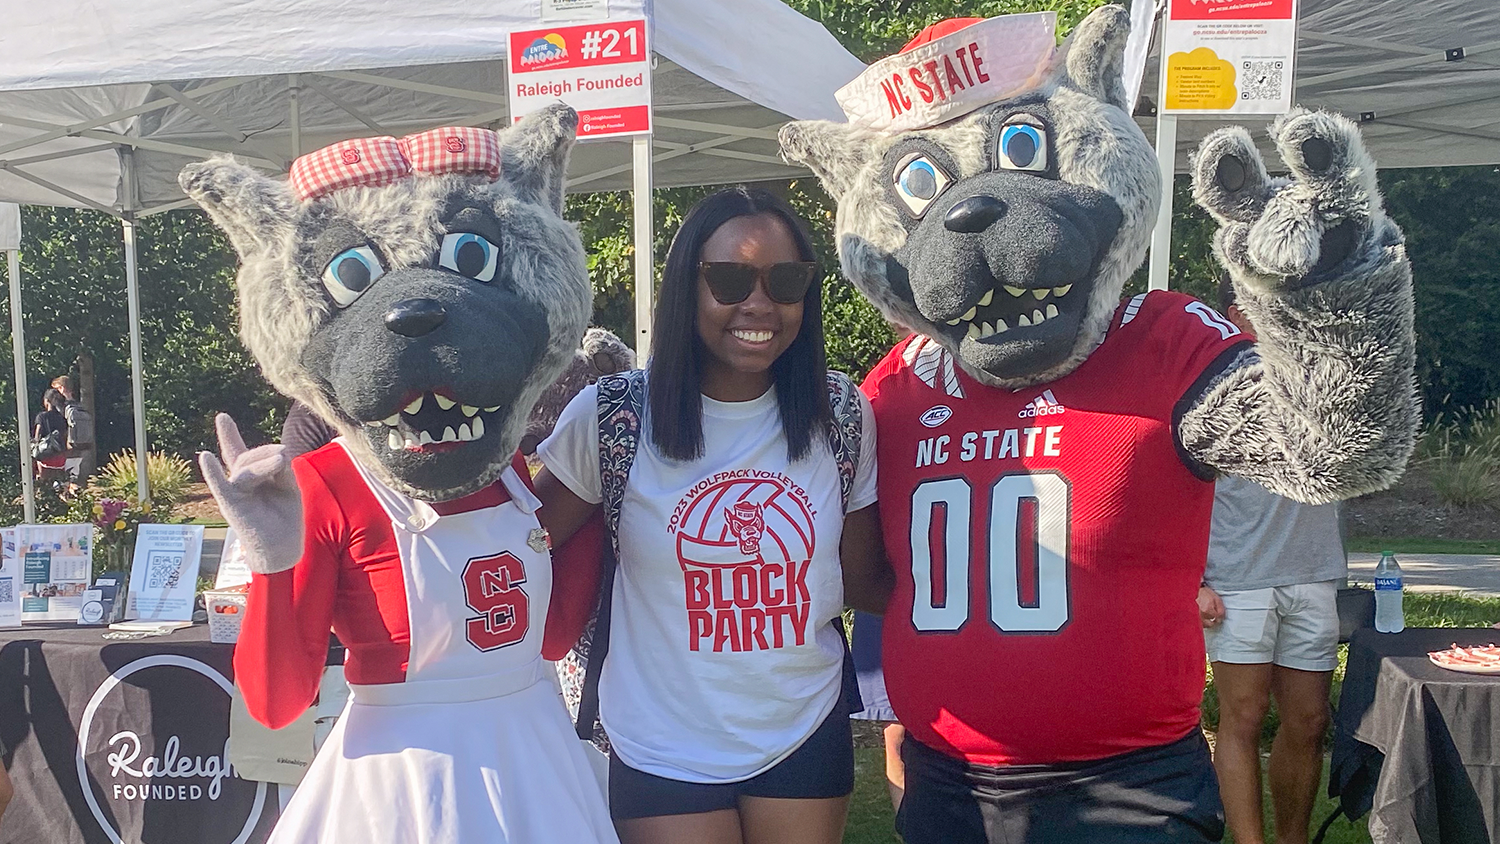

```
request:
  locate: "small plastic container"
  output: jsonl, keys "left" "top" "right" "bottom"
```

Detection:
{"left": 204, "top": 588, "right": 249, "bottom": 644}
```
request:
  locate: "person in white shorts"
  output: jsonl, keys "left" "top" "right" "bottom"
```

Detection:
{"left": 1198, "top": 278, "right": 1346, "bottom": 844}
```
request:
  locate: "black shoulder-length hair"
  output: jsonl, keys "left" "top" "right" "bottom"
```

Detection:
{"left": 647, "top": 186, "right": 832, "bottom": 463}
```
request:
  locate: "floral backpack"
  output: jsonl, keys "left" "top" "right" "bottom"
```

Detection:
{"left": 557, "top": 368, "right": 864, "bottom": 748}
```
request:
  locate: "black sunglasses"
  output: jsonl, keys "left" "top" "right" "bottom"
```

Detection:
{"left": 700, "top": 261, "right": 818, "bottom": 305}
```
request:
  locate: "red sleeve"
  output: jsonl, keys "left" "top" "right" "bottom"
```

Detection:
{"left": 542, "top": 510, "right": 605, "bottom": 660}
{"left": 859, "top": 335, "right": 916, "bottom": 406}
{"left": 231, "top": 457, "right": 344, "bottom": 730}
{"left": 1130, "top": 291, "right": 1253, "bottom": 400}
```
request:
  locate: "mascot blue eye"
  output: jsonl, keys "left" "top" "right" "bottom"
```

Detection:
{"left": 322, "top": 246, "right": 385, "bottom": 308}
{"left": 998, "top": 123, "right": 1048, "bottom": 172}
{"left": 439, "top": 232, "right": 500, "bottom": 283}
{"left": 892, "top": 154, "right": 952, "bottom": 218}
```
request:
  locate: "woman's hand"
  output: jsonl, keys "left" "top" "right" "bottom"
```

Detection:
{"left": 1198, "top": 586, "right": 1225, "bottom": 629}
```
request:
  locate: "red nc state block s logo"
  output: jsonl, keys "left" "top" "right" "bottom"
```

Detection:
{"left": 461, "top": 552, "right": 530, "bottom": 651}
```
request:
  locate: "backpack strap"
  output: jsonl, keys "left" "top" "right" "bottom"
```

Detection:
{"left": 569, "top": 369, "right": 646, "bottom": 745}
{"left": 824, "top": 371, "right": 862, "bottom": 514}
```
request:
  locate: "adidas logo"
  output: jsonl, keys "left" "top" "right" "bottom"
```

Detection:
{"left": 1018, "top": 389, "right": 1065, "bottom": 418}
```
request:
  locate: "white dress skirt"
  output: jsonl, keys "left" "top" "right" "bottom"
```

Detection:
{"left": 265, "top": 451, "right": 617, "bottom": 843}
{"left": 270, "top": 671, "right": 616, "bottom": 843}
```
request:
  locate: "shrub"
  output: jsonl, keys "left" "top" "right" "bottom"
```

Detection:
{"left": 91, "top": 450, "right": 195, "bottom": 509}
{"left": 1419, "top": 400, "right": 1500, "bottom": 509}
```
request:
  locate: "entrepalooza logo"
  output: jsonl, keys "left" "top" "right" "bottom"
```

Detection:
{"left": 76, "top": 655, "right": 268, "bottom": 844}
{"left": 520, "top": 33, "right": 569, "bottom": 67}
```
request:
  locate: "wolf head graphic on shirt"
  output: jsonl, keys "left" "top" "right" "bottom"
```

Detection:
{"left": 181, "top": 105, "right": 589, "bottom": 501}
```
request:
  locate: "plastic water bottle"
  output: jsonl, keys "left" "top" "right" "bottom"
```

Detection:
{"left": 1374, "top": 550, "right": 1405, "bottom": 633}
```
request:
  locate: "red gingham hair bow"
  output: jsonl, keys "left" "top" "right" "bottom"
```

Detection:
{"left": 288, "top": 127, "right": 502, "bottom": 201}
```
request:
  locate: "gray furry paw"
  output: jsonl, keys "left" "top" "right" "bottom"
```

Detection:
{"left": 199, "top": 413, "right": 305, "bottom": 576}
{"left": 1191, "top": 109, "right": 1395, "bottom": 295}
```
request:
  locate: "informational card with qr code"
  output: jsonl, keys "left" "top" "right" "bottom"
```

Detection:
{"left": 1160, "top": 0, "right": 1297, "bottom": 115}
{"left": 125, "top": 524, "right": 205, "bottom": 622}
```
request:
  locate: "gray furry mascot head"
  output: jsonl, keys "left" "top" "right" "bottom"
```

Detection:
{"left": 182, "top": 104, "right": 589, "bottom": 503}
{"left": 783, "top": 6, "right": 1418, "bottom": 500}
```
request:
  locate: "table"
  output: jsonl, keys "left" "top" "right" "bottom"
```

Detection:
{"left": 0, "top": 622, "right": 280, "bottom": 844}
{"left": 1331, "top": 627, "right": 1500, "bottom": 844}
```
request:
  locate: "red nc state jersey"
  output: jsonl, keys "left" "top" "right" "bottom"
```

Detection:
{"left": 862, "top": 291, "right": 1253, "bottom": 765}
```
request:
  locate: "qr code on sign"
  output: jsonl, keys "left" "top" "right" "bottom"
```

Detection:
{"left": 0, "top": 579, "right": 11, "bottom": 604}
{"left": 1241, "top": 60, "right": 1285, "bottom": 101}
{"left": 146, "top": 552, "right": 184, "bottom": 590}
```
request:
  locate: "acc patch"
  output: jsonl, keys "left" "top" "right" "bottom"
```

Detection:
{"left": 920, "top": 405, "right": 953, "bottom": 427}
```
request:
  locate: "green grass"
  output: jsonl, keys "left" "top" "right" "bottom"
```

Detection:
{"left": 842, "top": 591, "right": 1500, "bottom": 843}
{"left": 1346, "top": 536, "right": 1500, "bottom": 555}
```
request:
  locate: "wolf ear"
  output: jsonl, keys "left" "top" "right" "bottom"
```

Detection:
{"left": 178, "top": 157, "right": 296, "bottom": 258}
{"left": 1062, "top": 4, "right": 1132, "bottom": 112}
{"left": 499, "top": 103, "right": 579, "bottom": 214}
{"left": 779, "top": 120, "right": 877, "bottom": 202}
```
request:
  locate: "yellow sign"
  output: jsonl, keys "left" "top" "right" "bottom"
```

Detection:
{"left": 1164, "top": 47, "right": 1237, "bottom": 111}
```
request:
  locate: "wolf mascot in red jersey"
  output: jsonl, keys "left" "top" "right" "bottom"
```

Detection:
{"left": 781, "top": 7, "right": 1416, "bottom": 842}
{"left": 181, "top": 105, "right": 617, "bottom": 843}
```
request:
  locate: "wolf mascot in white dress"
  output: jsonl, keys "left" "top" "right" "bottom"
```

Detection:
{"left": 182, "top": 105, "right": 618, "bottom": 843}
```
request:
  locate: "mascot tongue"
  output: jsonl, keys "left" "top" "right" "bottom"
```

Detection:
{"left": 836, "top": 12, "right": 1058, "bottom": 132}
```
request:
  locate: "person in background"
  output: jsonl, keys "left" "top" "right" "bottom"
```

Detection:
{"left": 49, "top": 375, "right": 94, "bottom": 481}
{"left": 280, "top": 400, "right": 338, "bottom": 459}
{"left": 32, "top": 388, "right": 69, "bottom": 489}
{"left": 1198, "top": 275, "right": 1347, "bottom": 844}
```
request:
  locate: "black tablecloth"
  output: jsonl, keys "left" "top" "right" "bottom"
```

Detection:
{"left": 1331, "top": 627, "right": 1500, "bottom": 844}
{"left": 0, "top": 622, "right": 280, "bottom": 844}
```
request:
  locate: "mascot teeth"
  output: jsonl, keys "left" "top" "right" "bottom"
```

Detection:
{"left": 1054, "top": 284, "right": 1072, "bottom": 297}
{"left": 434, "top": 394, "right": 456, "bottom": 410}
{"left": 404, "top": 396, "right": 424, "bottom": 414}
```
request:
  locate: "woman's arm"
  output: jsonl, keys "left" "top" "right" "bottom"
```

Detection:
{"left": 841, "top": 504, "right": 893, "bottom": 615}
{"left": 533, "top": 466, "right": 600, "bottom": 548}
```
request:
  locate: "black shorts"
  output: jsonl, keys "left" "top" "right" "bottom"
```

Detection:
{"left": 896, "top": 729, "right": 1225, "bottom": 844}
{"left": 608, "top": 701, "right": 855, "bottom": 820}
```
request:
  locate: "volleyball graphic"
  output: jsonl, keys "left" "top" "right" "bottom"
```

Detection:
{"left": 674, "top": 474, "right": 816, "bottom": 570}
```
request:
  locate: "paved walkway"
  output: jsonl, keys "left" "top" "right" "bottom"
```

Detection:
{"left": 1347, "top": 552, "right": 1500, "bottom": 598}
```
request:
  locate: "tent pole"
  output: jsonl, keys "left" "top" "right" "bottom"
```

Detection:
{"left": 7, "top": 249, "right": 35, "bottom": 523}
{"left": 121, "top": 217, "right": 149, "bottom": 505}
{"left": 632, "top": 134, "right": 654, "bottom": 357}
{"left": 1148, "top": 114, "right": 1178, "bottom": 291}
{"left": 289, "top": 74, "right": 302, "bottom": 159}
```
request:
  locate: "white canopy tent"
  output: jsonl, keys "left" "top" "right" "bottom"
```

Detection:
{"left": 1140, "top": 0, "right": 1500, "bottom": 286}
{"left": 0, "top": 0, "right": 864, "bottom": 518}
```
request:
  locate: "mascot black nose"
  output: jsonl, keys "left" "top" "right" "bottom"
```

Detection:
{"left": 944, "top": 195, "right": 1008, "bottom": 233}
{"left": 385, "top": 299, "right": 447, "bottom": 337}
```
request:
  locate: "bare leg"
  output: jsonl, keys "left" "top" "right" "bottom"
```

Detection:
{"left": 1268, "top": 666, "right": 1332, "bottom": 844}
{"left": 883, "top": 723, "right": 907, "bottom": 811}
{"left": 615, "top": 810, "right": 743, "bottom": 844}
{"left": 1212, "top": 661, "right": 1274, "bottom": 844}
{"left": 739, "top": 795, "right": 850, "bottom": 844}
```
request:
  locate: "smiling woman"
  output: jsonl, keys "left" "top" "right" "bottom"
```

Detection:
{"left": 532, "top": 187, "right": 892, "bottom": 844}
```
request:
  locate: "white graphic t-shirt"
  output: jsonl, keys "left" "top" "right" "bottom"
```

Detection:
{"left": 539, "top": 379, "right": 878, "bottom": 783}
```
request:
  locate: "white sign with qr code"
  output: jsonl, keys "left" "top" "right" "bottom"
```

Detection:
{"left": 1161, "top": 0, "right": 1298, "bottom": 115}
{"left": 126, "top": 524, "right": 204, "bottom": 622}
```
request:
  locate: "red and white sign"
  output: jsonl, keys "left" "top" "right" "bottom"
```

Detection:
{"left": 507, "top": 18, "right": 651, "bottom": 139}
{"left": 1160, "top": 0, "right": 1299, "bottom": 115}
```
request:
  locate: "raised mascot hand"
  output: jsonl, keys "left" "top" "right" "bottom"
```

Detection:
{"left": 1192, "top": 108, "right": 1403, "bottom": 296}
{"left": 199, "top": 413, "right": 305, "bottom": 575}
